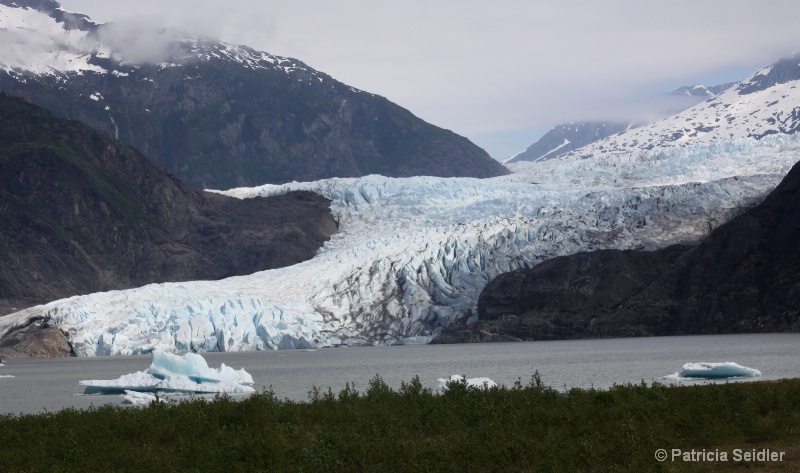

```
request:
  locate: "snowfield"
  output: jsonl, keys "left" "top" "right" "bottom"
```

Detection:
{"left": 2, "top": 134, "right": 800, "bottom": 356}
{"left": 559, "top": 65, "right": 800, "bottom": 160}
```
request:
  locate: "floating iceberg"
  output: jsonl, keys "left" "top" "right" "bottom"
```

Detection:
{"left": 437, "top": 375, "right": 497, "bottom": 390}
{"left": 80, "top": 351, "right": 255, "bottom": 395}
{"left": 664, "top": 362, "right": 762, "bottom": 380}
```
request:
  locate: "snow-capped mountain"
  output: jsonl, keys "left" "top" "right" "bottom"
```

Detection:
{"left": 503, "top": 122, "right": 631, "bottom": 164}
{"left": 555, "top": 56, "right": 800, "bottom": 160}
{"left": 669, "top": 82, "right": 736, "bottom": 98}
{"left": 0, "top": 0, "right": 506, "bottom": 189}
{"left": 505, "top": 82, "right": 737, "bottom": 164}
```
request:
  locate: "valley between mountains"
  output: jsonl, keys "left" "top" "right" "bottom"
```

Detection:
{"left": 1, "top": 0, "right": 799, "bottom": 357}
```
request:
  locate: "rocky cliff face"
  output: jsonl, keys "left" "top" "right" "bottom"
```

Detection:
{"left": 0, "top": 0, "right": 507, "bottom": 189}
{"left": 434, "top": 158, "right": 800, "bottom": 343}
{"left": 0, "top": 94, "right": 338, "bottom": 356}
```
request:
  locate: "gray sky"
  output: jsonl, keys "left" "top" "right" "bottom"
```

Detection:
{"left": 59, "top": 0, "right": 800, "bottom": 160}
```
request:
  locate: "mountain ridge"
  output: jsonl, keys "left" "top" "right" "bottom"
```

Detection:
{"left": 0, "top": 0, "right": 507, "bottom": 189}
{"left": 506, "top": 82, "right": 738, "bottom": 164}
{"left": 551, "top": 55, "right": 800, "bottom": 161}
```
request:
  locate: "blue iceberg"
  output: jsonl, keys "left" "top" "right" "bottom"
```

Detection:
{"left": 80, "top": 351, "right": 254, "bottom": 395}
{"left": 664, "top": 362, "right": 762, "bottom": 380}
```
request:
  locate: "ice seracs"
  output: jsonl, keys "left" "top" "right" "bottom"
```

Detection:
{"left": 3, "top": 133, "right": 800, "bottom": 355}
{"left": 664, "top": 362, "right": 762, "bottom": 380}
{"left": 80, "top": 351, "right": 255, "bottom": 394}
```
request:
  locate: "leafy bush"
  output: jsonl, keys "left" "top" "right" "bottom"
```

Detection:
{"left": 1, "top": 375, "right": 798, "bottom": 472}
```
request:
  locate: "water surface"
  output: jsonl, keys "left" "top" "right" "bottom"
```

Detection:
{"left": 1, "top": 333, "right": 798, "bottom": 415}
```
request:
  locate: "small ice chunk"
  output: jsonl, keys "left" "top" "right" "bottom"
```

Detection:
{"left": 121, "top": 390, "right": 158, "bottom": 405}
{"left": 437, "top": 374, "right": 497, "bottom": 390}
{"left": 80, "top": 350, "right": 254, "bottom": 395}
{"left": 664, "top": 362, "right": 761, "bottom": 380}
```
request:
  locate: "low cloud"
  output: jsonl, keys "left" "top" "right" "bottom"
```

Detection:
{"left": 96, "top": 16, "right": 184, "bottom": 64}
{"left": 58, "top": 0, "right": 800, "bottom": 157}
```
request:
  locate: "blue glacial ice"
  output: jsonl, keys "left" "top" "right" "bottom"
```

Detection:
{"left": 2, "top": 132, "right": 800, "bottom": 355}
{"left": 80, "top": 351, "right": 254, "bottom": 395}
{"left": 663, "top": 362, "right": 762, "bottom": 380}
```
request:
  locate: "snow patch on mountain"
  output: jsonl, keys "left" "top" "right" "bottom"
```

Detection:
{"left": 0, "top": 2, "right": 332, "bottom": 87}
{"left": 562, "top": 74, "right": 800, "bottom": 160}
{"left": 539, "top": 139, "right": 571, "bottom": 160}
{"left": 2, "top": 134, "right": 799, "bottom": 356}
{"left": 0, "top": 5, "right": 104, "bottom": 75}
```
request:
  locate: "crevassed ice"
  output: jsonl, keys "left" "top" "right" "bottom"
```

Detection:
{"left": 2, "top": 134, "right": 800, "bottom": 355}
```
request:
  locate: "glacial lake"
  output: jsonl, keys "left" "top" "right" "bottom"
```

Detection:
{"left": 1, "top": 333, "right": 799, "bottom": 415}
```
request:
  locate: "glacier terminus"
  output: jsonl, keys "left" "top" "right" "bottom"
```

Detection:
{"left": 2, "top": 133, "right": 800, "bottom": 356}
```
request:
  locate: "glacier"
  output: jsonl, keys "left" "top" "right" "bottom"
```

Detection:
{"left": 2, "top": 134, "right": 800, "bottom": 356}
{"left": 80, "top": 350, "right": 254, "bottom": 394}
{"left": 663, "top": 362, "right": 762, "bottom": 380}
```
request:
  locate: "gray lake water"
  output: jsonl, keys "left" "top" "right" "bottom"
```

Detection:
{"left": 1, "top": 333, "right": 799, "bottom": 415}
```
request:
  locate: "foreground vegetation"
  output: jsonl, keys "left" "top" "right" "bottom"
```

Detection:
{"left": 1, "top": 375, "right": 799, "bottom": 472}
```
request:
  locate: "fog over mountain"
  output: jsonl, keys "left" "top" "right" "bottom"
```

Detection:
{"left": 0, "top": 0, "right": 507, "bottom": 189}
{"left": 57, "top": 0, "right": 800, "bottom": 159}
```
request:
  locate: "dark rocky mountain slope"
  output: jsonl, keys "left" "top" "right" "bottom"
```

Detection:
{"left": 0, "top": 0, "right": 507, "bottom": 189}
{"left": 434, "top": 158, "right": 800, "bottom": 343}
{"left": 0, "top": 93, "right": 337, "bottom": 338}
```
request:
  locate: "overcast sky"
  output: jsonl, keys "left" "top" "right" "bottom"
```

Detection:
{"left": 58, "top": 0, "right": 800, "bottom": 160}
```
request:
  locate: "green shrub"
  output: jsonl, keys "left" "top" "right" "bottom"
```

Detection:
{"left": 1, "top": 376, "right": 798, "bottom": 472}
